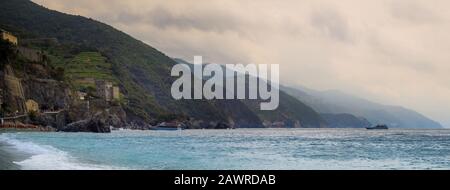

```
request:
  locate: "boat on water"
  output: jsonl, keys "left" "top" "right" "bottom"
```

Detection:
{"left": 366, "top": 124, "right": 389, "bottom": 130}
{"left": 149, "top": 122, "right": 185, "bottom": 131}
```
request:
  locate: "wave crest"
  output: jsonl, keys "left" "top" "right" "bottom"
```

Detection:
{"left": 0, "top": 133, "right": 120, "bottom": 170}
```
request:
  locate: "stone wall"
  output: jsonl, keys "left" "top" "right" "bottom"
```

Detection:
{"left": 112, "top": 86, "right": 120, "bottom": 100}
{"left": 2, "top": 65, "right": 26, "bottom": 114}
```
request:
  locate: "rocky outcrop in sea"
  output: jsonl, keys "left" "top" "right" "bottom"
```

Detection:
{"left": 59, "top": 112, "right": 112, "bottom": 133}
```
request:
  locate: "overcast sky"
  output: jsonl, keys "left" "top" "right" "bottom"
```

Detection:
{"left": 32, "top": 0, "right": 450, "bottom": 127}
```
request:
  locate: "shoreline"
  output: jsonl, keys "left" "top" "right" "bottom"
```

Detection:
{"left": 0, "top": 122, "right": 56, "bottom": 132}
{"left": 0, "top": 132, "right": 29, "bottom": 170}
{"left": 0, "top": 131, "right": 120, "bottom": 170}
{"left": 0, "top": 142, "right": 21, "bottom": 170}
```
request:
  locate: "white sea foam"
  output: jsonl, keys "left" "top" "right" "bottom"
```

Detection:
{"left": 0, "top": 134, "right": 119, "bottom": 170}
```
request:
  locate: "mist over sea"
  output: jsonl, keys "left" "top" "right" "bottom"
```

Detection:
{"left": 1, "top": 129, "right": 450, "bottom": 170}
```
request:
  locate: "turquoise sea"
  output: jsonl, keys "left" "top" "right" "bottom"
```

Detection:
{"left": 1, "top": 129, "right": 450, "bottom": 170}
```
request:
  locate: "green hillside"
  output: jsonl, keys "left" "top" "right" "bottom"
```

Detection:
{"left": 0, "top": 0, "right": 326, "bottom": 128}
{"left": 62, "top": 52, "right": 117, "bottom": 89}
{"left": 65, "top": 52, "right": 113, "bottom": 80}
{"left": 0, "top": 0, "right": 221, "bottom": 122}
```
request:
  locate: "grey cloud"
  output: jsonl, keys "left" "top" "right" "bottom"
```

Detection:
{"left": 93, "top": 6, "right": 244, "bottom": 34}
{"left": 116, "top": 12, "right": 143, "bottom": 24}
{"left": 390, "top": 1, "right": 440, "bottom": 23}
{"left": 148, "top": 7, "right": 241, "bottom": 33}
{"left": 368, "top": 34, "right": 436, "bottom": 73}
{"left": 311, "top": 9, "right": 353, "bottom": 43}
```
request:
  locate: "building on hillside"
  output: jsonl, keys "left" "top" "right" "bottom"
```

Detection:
{"left": 25, "top": 99, "right": 39, "bottom": 113}
{"left": 0, "top": 29, "right": 18, "bottom": 45}
{"left": 112, "top": 86, "right": 120, "bottom": 100}
{"left": 95, "top": 80, "right": 120, "bottom": 102}
{"left": 77, "top": 91, "right": 87, "bottom": 100}
{"left": 95, "top": 80, "right": 113, "bottom": 101}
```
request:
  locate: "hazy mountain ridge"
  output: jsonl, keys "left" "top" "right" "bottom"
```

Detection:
{"left": 282, "top": 85, "right": 443, "bottom": 129}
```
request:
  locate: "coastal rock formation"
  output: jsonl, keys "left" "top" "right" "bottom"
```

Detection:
{"left": 59, "top": 112, "right": 111, "bottom": 133}
{"left": 214, "top": 122, "right": 232, "bottom": 129}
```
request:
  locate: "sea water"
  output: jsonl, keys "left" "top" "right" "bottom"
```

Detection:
{"left": 1, "top": 129, "right": 449, "bottom": 170}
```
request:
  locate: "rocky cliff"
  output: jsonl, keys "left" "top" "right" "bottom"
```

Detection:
{"left": 0, "top": 39, "right": 125, "bottom": 132}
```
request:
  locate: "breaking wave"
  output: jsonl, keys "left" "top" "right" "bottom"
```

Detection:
{"left": 0, "top": 134, "right": 119, "bottom": 170}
